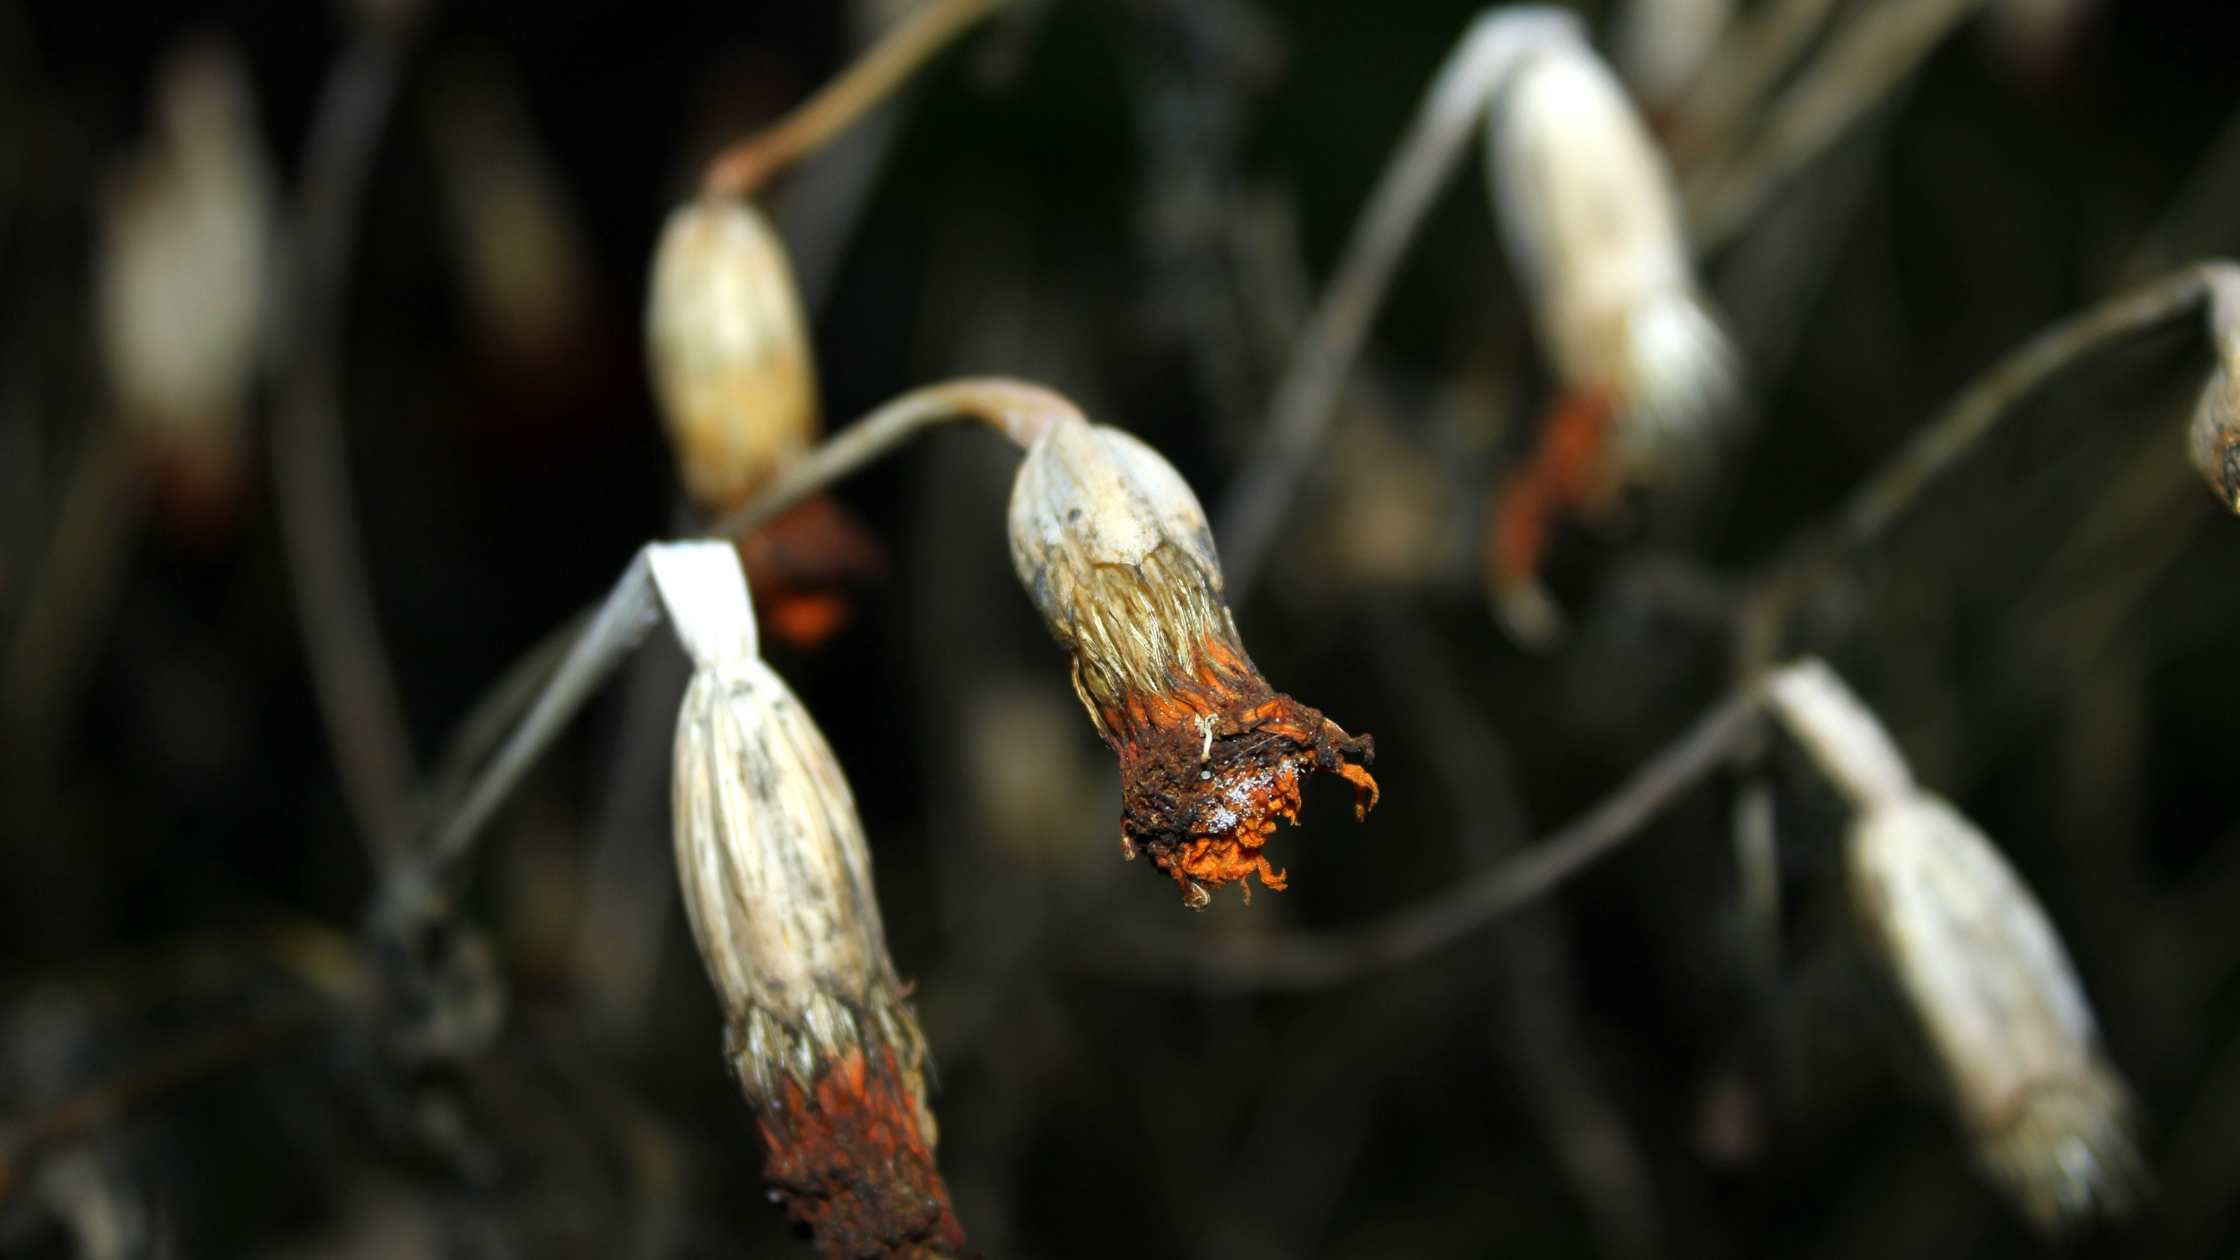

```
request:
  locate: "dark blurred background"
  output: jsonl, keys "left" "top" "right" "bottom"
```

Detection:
{"left": 5, "top": 0, "right": 2240, "bottom": 1256}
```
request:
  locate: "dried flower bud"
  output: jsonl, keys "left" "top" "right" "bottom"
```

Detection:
{"left": 1848, "top": 794, "right": 2140, "bottom": 1232}
{"left": 2187, "top": 267, "right": 2240, "bottom": 515}
{"left": 1008, "top": 418, "right": 1376, "bottom": 906}
{"left": 649, "top": 542, "right": 963, "bottom": 1258}
{"left": 1487, "top": 38, "right": 1736, "bottom": 481}
{"left": 1764, "top": 659, "right": 2140, "bottom": 1232}
{"left": 645, "top": 200, "right": 819, "bottom": 514}
{"left": 1613, "top": 0, "right": 1733, "bottom": 111}
{"left": 96, "top": 35, "right": 275, "bottom": 534}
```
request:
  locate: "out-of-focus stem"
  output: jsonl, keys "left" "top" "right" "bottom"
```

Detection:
{"left": 270, "top": 30, "right": 417, "bottom": 874}
{"left": 701, "top": 0, "right": 1009, "bottom": 202}
{"left": 1739, "top": 261, "right": 2240, "bottom": 671}
{"left": 1684, "top": 0, "right": 1995, "bottom": 254}
{"left": 1215, "top": 7, "right": 1580, "bottom": 601}
{"left": 390, "top": 378, "right": 1080, "bottom": 917}
{"left": 1664, "top": 0, "right": 1847, "bottom": 171}
{"left": 1096, "top": 680, "right": 1765, "bottom": 989}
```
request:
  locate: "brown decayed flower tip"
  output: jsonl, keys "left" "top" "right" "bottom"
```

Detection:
{"left": 1487, "top": 388, "right": 1616, "bottom": 595}
{"left": 1009, "top": 419, "right": 1375, "bottom": 906}
{"left": 756, "top": 1037, "right": 964, "bottom": 1260}
{"left": 2188, "top": 272, "right": 2240, "bottom": 516}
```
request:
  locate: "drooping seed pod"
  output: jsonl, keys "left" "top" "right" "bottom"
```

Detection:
{"left": 1847, "top": 793, "right": 2140, "bottom": 1233}
{"left": 2187, "top": 267, "right": 2240, "bottom": 515}
{"left": 1764, "top": 659, "right": 2140, "bottom": 1234}
{"left": 95, "top": 34, "right": 276, "bottom": 538}
{"left": 1487, "top": 38, "right": 1737, "bottom": 486}
{"left": 1008, "top": 416, "right": 1377, "bottom": 907}
{"left": 647, "top": 542, "right": 964, "bottom": 1259}
{"left": 645, "top": 199, "right": 819, "bottom": 515}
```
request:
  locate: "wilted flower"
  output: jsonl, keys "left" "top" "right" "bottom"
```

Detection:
{"left": 648, "top": 542, "right": 964, "bottom": 1259}
{"left": 1764, "top": 658, "right": 2141, "bottom": 1234}
{"left": 1482, "top": 34, "right": 1737, "bottom": 637}
{"left": 1487, "top": 37, "right": 1736, "bottom": 485}
{"left": 645, "top": 199, "right": 819, "bottom": 515}
{"left": 1007, "top": 416, "right": 1376, "bottom": 906}
{"left": 96, "top": 34, "right": 276, "bottom": 537}
{"left": 2187, "top": 269, "right": 2240, "bottom": 515}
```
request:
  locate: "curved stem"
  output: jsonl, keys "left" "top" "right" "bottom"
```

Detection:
{"left": 701, "top": 0, "right": 1009, "bottom": 201}
{"left": 388, "top": 378, "right": 1080, "bottom": 916}
{"left": 1093, "top": 682, "right": 1763, "bottom": 990}
{"left": 1214, "top": 8, "right": 1580, "bottom": 601}
{"left": 270, "top": 31, "right": 418, "bottom": 874}
{"left": 1740, "top": 261, "right": 2239, "bottom": 671}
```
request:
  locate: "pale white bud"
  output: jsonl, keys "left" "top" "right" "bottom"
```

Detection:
{"left": 1849, "top": 794, "right": 2140, "bottom": 1231}
{"left": 1764, "top": 659, "right": 2140, "bottom": 1231}
{"left": 1007, "top": 417, "right": 1375, "bottom": 905}
{"left": 1488, "top": 39, "right": 1736, "bottom": 479}
{"left": 645, "top": 201, "right": 819, "bottom": 514}
{"left": 96, "top": 35, "right": 276, "bottom": 517}
{"left": 648, "top": 542, "right": 962, "bottom": 1253}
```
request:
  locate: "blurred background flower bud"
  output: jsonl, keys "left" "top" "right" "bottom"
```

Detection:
{"left": 1848, "top": 793, "right": 2141, "bottom": 1233}
{"left": 95, "top": 34, "right": 275, "bottom": 542}
{"left": 2187, "top": 267, "right": 2240, "bottom": 514}
{"left": 1612, "top": 0, "right": 1734, "bottom": 115}
{"left": 1007, "top": 417, "right": 1375, "bottom": 905}
{"left": 1766, "top": 658, "right": 2141, "bottom": 1233}
{"left": 645, "top": 199, "right": 819, "bottom": 516}
{"left": 648, "top": 543, "right": 963, "bottom": 1257}
{"left": 1487, "top": 37, "right": 1737, "bottom": 485}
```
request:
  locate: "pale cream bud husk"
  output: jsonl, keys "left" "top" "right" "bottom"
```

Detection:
{"left": 96, "top": 35, "right": 275, "bottom": 496}
{"left": 1488, "top": 39, "right": 1736, "bottom": 479}
{"left": 1848, "top": 794, "right": 2140, "bottom": 1231}
{"left": 645, "top": 200, "right": 819, "bottom": 514}
{"left": 1008, "top": 418, "right": 1375, "bottom": 904}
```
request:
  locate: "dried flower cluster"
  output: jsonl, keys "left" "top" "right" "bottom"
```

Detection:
{"left": 1008, "top": 417, "right": 1376, "bottom": 906}
{"left": 2187, "top": 266, "right": 2240, "bottom": 515}
{"left": 95, "top": 35, "right": 275, "bottom": 537}
{"left": 650, "top": 543, "right": 961, "bottom": 1259}
{"left": 1765, "top": 659, "right": 2140, "bottom": 1233}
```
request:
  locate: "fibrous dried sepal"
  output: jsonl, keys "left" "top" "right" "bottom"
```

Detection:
{"left": 1848, "top": 795, "right": 2141, "bottom": 1232}
{"left": 1009, "top": 420, "right": 1376, "bottom": 905}
{"left": 659, "top": 541, "right": 959, "bottom": 1258}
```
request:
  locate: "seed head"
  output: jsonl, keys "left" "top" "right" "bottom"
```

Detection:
{"left": 96, "top": 35, "right": 275, "bottom": 535}
{"left": 646, "top": 200, "right": 819, "bottom": 514}
{"left": 1487, "top": 39, "right": 1736, "bottom": 482}
{"left": 1008, "top": 418, "right": 1376, "bottom": 905}
{"left": 1849, "top": 794, "right": 2140, "bottom": 1233}
{"left": 650, "top": 542, "right": 962, "bottom": 1258}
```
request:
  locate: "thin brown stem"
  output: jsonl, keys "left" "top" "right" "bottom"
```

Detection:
{"left": 700, "top": 0, "right": 1008, "bottom": 202}
{"left": 389, "top": 378, "right": 1080, "bottom": 917}
{"left": 0, "top": 1005, "right": 320, "bottom": 1204}
{"left": 1739, "top": 261, "right": 2239, "bottom": 672}
{"left": 1091, "top": 682, "right": 1764, "bottom": 990}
